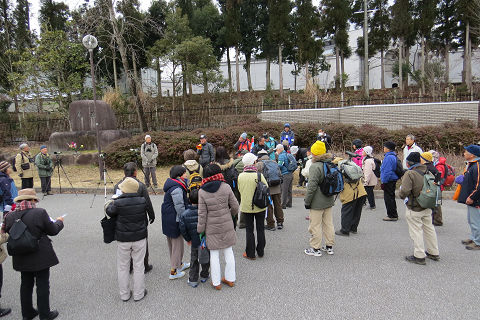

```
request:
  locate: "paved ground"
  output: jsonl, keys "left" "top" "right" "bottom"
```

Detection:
{"left": 1, "top": 194, "right": 479, "bottom": 320}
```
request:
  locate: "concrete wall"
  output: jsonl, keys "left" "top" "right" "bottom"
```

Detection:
{"left": 259, "top": 101, "right": 479, "bottom": 129}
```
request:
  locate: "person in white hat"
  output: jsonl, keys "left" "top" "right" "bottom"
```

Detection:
{"left": 141, "top": 135, "right": 158, "bottom": 188}
{"left": 362, "top": 146, "right": 378, "bottom": 210}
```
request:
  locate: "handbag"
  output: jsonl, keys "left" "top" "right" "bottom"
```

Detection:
{"left": 101, "top": 214, "right": 116, "bottom": 244}
{"left": 7, "top": 211, "right": 39, "bottom": 256}
{"left": 198, "top": 237, "right": 209, "bottom": 264}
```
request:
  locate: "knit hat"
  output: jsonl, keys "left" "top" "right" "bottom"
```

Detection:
{"left": 465, "top": 145, "right": 480, "bottom": 157}
{"left": 145, "top": 135, "right": 151, "bottom": 140}
{"left": 420, "top": 152, "right": 433, "bottom": 162}
{"left": 118, "top": 177, "right": 139, "bottom": 194}
{"left": 311, "top": 141, "right": 326, "bottom": 156}
{"left": 406, "top": 152, "right": 421, "bottom": 164}
{"left": 242, "top": 152, "right": 257, "bottom": 166}
{"left": 0, "top": 161, "right": 11, "bottom": 172}
{"left": 275, "top": 144, "right": 284, "bottom": 151}
{"left": 290, "top": 146, "right": 299, "bottom": 155}
{"left": 284, "top": 123, "right": 290, "bottom": 128}
{"left": 240, "top": 132, "right": 247, "bottom": 140}
{"left": 352, "top": 139, "right": 363, "bottom": 148}
{"left": 14, "top": 188, "right": 39, "bottom": 202}
{"left": 384, "top": 141, "right": 396, "bottom": 151}
{"left": 40, "top": 145, "right": 47, "bottom": 150}
{"left": 257, "top": 149, "right": 268, "bottom": 156}
{"left": 363, "top": 146, "right": 373, "bottom": 156}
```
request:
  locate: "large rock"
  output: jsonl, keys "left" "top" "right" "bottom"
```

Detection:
{"left": 48, "top": 130, "right": 130, "bottom": 152}
{"left": 69, "top": 100, "right": 117, "bottom": 131}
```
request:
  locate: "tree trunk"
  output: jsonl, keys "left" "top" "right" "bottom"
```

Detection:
{"left": 335, "top": 46, "right": 340, "bottom": 89}
{"left": 227, "top": 49, "right": 232, "bottom": 92}
{"left": 112, "top": 49, "right": 118, "bottom": 91}
{"left": 399, "top": 39, "right": 403, "bottom": 92}
{"left": 294, "top": 64, "right": 297, "bottom": 91}
{"left": 279, "top": 45, "right": 284, "bottom": 97}
{"left": 188, "top": 79, "right": 193, "bottom": 97}
{"left": 182, "top": 62, "right": 187, "bottom": 98}
{"left": 404, "top": 45, "right": 410, "bottom": 89}
{"left": 341, "top": 52, "right": 345, "bottom": 91}
{"left": 380, "top": 49, "right": 385, "bottom": 89}
{"left": 421, "top": 36, "right": 425, "bottom": 96}
{"left": 203, "top": 70, "right": 208, "bottom": 95}
{"left": 246, "top": 54, "right": 252, "bottom": 91}
{"left": 444, "top": 45, "right": 450, "bottom": 84}
{"left": 235, "top": 45, "right": 240, "bottom": 94}
{"left": 465, "top": 21, "right": 472, "bottom": 91}
{"left": 305, "top": 61, "right": 309, "bottom": 90}
{"left": 156, "top": 58, "right": 162, "bottom": 97}
{"left": 266, "top": 56, "right": 271, "bottom": 90}
{"left": 132, "top": 50, "right": 141, "bottom": 91}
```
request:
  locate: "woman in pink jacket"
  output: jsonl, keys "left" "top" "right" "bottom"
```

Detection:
{"left": 362, "top": 146, "right": 378, "bottom": 210}
{"left": 352, "top": 139, "right": 364, "bottom": 168}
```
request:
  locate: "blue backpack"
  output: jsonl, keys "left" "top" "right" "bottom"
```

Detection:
{"left": 319, "top": 162, "right": 344, "bottom": 196}
{"left": 262, "top": 160, "right": 282, "bottom": 187}
{"left": 286, "top": 153, "right": 298, "bottom": 173}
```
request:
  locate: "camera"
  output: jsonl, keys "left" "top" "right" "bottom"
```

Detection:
{"left": 146, "top": 148, "right": 152, "bottom": 153}
{"left": 130, "top": 148, "right": 140, "bottom": 153}
{"left": 345, "top": 151, "right": 361, "bottom": 159}
{"left": 99, "top": 153, "right": 107, "bottom": 159}
{"left": 54, "top": 151, "right": 62, "bottom": 155}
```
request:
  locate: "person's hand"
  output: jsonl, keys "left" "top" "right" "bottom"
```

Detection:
{"left": 187, "top": 241, "right": 192, "bottom": 246}
{"left": 56, "top": 216, "right": 64, "bottom": 222}
{"left": 199, "top": 232, "right": 205, "bottom": 240}
{"left": 305, "top": 204, "right": 311, "bottom": 210}
{"left": 466, "top": 197, "right": 474, "bottom": 205}
{"left": 149, "top": 218, "right": 155, "bottom": 224}
{"left": 11, "top": 203, "right": 16, "bottom": 211}
{"left": 19, "top": 173, "right": 23, "bottom": 178}
{"left": 381, "top": 184, "right": 385, "bottom": 190}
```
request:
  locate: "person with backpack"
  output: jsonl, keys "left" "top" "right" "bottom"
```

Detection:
{"left": 420, "top": 152, "right": 443, "bottom": 226}
{"left": 280, "top": 123, "right": 295, "bottom": 146}
{"left": 179, "top": 189, "right": 210, "bottom": 288}
{"left": 197, "top": 134, "right": 215, "bottom": 168}
{"left": 238, "top": 153, "right": 268, "bottom": 260}
{"left": 15, "top": 143, "right": 35, "bottom": 190}
{"left": 0, "top": 230, "right": 10, "bottom": 317}
{"left": 251, "top": 137, "right": 269, "bottom": 155}
{"left": 456, "top": 145, "right": 480, "bottom": 250}
{"left": 183, "top": 149, "right": 204, "bottom": 181}
{"left": 35, "top": 146, "right": 54, "bottom": 196}
{"left": 433, "top": 153, "right": 455, "bottom": 226}
{"left": 317, "top": 129, "right": 332, "bottom": 151}
{"left": 161, "top": 166, "right": 191, "bottom": 280}
{"left": 304, "top": 141, "right": 337, "bottom": 256}
{"left": 352, "top": 139, "right": 364, "bottom": 168}
{"left": 232, "top": 150, "right": 248, "bottom": 228}
{"left": 293, "top": 147, "right": 309, "bottom": 187}
{"left": 214, "top": 147, "right": 239, "bottom": 227}
{"left": 141, "top": 135, "right": 159, "bottom": 188}
{"left": 234, "top": 133, "right": 251, "bottom": 152}
{"left": 256, "top": 150, "right": 284, "bottom": 231}
{"left": 0, "top": 161, "right": 18, "bottom": 214}
{"left": 4, "top": 188, "right": 64, "bottom": 320}
{"left": 277, "top": 144, "right": 296, "bottom": 209}
{"left": 380, "top": 141, "right": 401, "bottom": 222}
{"left": 105, "top": 178, "right": 149, "bottom": 302}
{"left": 402, "top": 134, "right": 423, "bottom": 170}
{"left": 399, "top": 152, "right": 440, "bottom": 265}
{"left": 362, "top": 146, "right": 378, "bottom": 210}
{"left": 263, "top": 133, "right": 278, "bottom": 160}
{"left": 197, "top": 164, "right": 239, "bottom": 290}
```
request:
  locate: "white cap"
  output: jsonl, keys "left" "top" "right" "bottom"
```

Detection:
{"left": 145, "top": 135, "right": 151, "bottom": 140}
{"left": 290, "top": 146, "right": 299, "bottom": 155}
{"left": 242, "top": 152, "right": 258, "bottom": 166}
{"left": 363, "top": 146, "right": 373, "bottom": 156}
{"left": 275, "top": 144, "right": 284, "bottom": 151}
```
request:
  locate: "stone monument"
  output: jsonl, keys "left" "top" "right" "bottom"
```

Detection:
{"left": 48, "top": 100, "right": 130, "bottom": 152}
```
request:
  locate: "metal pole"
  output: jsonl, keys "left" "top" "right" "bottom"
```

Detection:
{"left": 90, "top": 49, "right": 103, "bottom": 180}
{"left": 364, "top": 0, "right": 369, "bottom": 99}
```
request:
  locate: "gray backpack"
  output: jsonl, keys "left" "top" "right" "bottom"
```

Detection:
{"left": 338, "top": 160, "right": 363, "bottom": 183}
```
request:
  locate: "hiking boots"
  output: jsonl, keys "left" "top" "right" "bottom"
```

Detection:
{"left": 466, "top": 242, "right": 480, "bottom": 250}
{"left": 383, "top": 217, "right": 399, "bottom": 221}
{"left": 304, "top": 248, "right": 322, "bottom": 257}
{"left": 405, "top": 255, "right": 426, "bottom": 265}
{"left": 461, "top": 239, "right": 474, "bottom": 245}
{"left": 425, "top": 251, "right": 440, "bottom": 261}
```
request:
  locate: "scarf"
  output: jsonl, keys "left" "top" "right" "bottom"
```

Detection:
{"left": 202, "top": 173, "right": 226, "bottom": 185}
{"left": 17, "top": 200, "right": 37, "bottom": 211}
{"left": 171, "top": 179, "right": 188, "bottom": 191}
{"left": 243, "top": 165, "right": 257, "bottom": 172}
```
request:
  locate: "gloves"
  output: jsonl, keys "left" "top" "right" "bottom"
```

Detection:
{"left": 199, "top": 232, "right": 205, "bottom": 240}
{"left": 305, "top": 204, "right": 311, "bottom": 210}
{"left": 11, "top": 203, "right": 16, "bottom": 211}
{"left": 196, "top": 144, "right": 202, "bottom": 150}
{"left": 455, "top": 175, "right": 464, "bottom": 185}
{"left": 149, "top": 218, "right": 155, "bottom": 224}
{"left": 381, "top": 183, "right": 385, "bottom": 190}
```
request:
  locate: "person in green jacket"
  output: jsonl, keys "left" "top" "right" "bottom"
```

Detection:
{"left": 304, "top": 141, "right": 336, "bottom": 257}
{"left": 35, "top": 145, "right": 54, "bottom": 196}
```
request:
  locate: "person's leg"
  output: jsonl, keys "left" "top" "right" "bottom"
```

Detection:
{"left": 365, "top": 186, "right": 376, "bottom": 208}
{"left": 322, "top": 207, "right": 335, "bottom": 247}
{"left": 287, "top": 173, "right": 293, "bottom": 207}
{"left": 351, "top": 197, "right": 366, "bottom": 232}
{"left": 21, "top": 178, "right": 27, "bottom": 190}
{"left": 421, "top": 211, "right": 439, "bottom": 256}
{"left": 384, "top": 181, "right": 398, "bottom": 218}
{"left": 189, "top": 247, "right": 200, "bottom": 283}
{"left": 340, "top": 202, "right": 354, "bottom": 234}
{"left": 468, "top": 206, "right": 480, "bottom": 245}
{"left": 40, "top": 177, "right": 47, "bottom": 194}
{"left": 255, "top": 211, "right": 266, "bottom": 257}
{"left": 210, "top": 249, "right": 221, "bottom": 286}
{"left": 299, "top": 169, "right": 305, "bottom": 186}
{"left": 0, "top": 264, "right": 2, "bottom": 298}
{"left": 151, "top": 167, "right": 158, "bottom": 186}
{"left": 405, "top": 208, "right": 426, "bottom": 258}
{"left": 239, "top": 212, "right": 246, "bottom": 229}
{"left": 223, "top": 247, "right": 236, "bottom": 283}
{"left": 200, "top": 257, "right": 210, "bottom": 280}
{"left": 171, "top": 236, "right": 185, "bottom": 270}
{"left": 117, "top": 242, "right": 132, "bottom": 300}
{"left": 244, "top": 213, "right": 256, "bottom": 258}
{"left": 27, "top": 178, "right": 34, "bottom": 189}
{"left": 131, "top": 239, "right": 147, "bottom": 300}
{"left": 432, "top": 205, "right": 443, "bottom": 225}
{"left": 35, "top": 268, "right": 51, "bottom": 319}
{"left": 266, "top": 202, "right": 275, "bottom": 228}
{"left": 308, "top": 209, "right": 324, "bottom": 249}
{"left": 46, "top": 176, "right": 52, "bottom": 192}
{"left": 273, "top": 194, "right": 284, "bottom": 224}
{"left": 144, "top": 167, "right": 151, "bottom": 187}
{"left": 144, "top": 239, "right": 150, "bottom": 268}
{"left": 20, "top": 272, "right": 36, "bottom": 318}
{"left": 281, "top": 179, "right": 288, "bottom": 208}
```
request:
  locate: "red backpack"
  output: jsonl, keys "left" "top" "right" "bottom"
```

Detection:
{"left": 437, "top": 163, "right": 455, "bottom": 187}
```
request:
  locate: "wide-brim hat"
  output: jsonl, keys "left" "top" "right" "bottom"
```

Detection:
{"left": 14, "top": 188, "right": 39, "bottom": 202}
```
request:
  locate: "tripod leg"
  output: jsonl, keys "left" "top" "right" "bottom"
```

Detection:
{"left": 139, "top": 166, "right": 156, "bottom": 195}
{"left": 59, "top": 163, "right": 78, "bottom": 196}
{"left": 90, "top": 181, "right": 103, "bottom": 208}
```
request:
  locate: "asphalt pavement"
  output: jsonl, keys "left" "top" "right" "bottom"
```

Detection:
{"left": 1, "top": 194, "right": 479, "bottom": 320}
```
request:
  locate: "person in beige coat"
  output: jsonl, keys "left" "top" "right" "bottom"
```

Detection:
{"left": 362, "top": 146, "right": 378, "bottom": 210}
{"left": 0, "top": 232, "right": 11, "bottom": 317}
{"left": 198, "top": 164, "right": 239, "bottom": 290}
{"left": 15, "top": 143, "right": 35, "bottom": 190}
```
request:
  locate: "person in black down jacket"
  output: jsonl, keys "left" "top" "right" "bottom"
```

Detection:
{"left": 4, "top": 189, "right": 64, "bottom": 320}
{"left": 106, "top": 178, "right": 148, "bottom": 302}
{"left": 179, "top": 189, "right": 210, "bottom": 288}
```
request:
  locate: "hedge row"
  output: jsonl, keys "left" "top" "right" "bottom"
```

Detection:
{"left": 103, "top": 119, "right": 480, "bottom": 169}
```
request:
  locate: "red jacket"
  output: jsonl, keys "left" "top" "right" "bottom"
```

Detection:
{"left": 435, "top": 157, "right": 448, "bottom": 191}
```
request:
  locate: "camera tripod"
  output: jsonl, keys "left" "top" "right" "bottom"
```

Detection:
{"left": 90, "top": 155, "right": 115, "bottom": 208}
{"left": 43, "top": 154, "right": 78, "bottom": 200}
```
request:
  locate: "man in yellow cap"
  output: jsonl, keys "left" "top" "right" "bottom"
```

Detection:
{"left": 420, "top": 152, "right": 443, "bottom": 226}
{"left": 304, "top": 141, "right": 337, "bottom": 256}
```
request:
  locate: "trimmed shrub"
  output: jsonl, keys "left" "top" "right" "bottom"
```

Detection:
{"left": 103, "top": 120, "right": 480, "bottom": 168}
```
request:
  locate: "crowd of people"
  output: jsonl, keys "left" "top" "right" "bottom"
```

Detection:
{"left": 0, "top": 123, "right": 478, "bottom": 318}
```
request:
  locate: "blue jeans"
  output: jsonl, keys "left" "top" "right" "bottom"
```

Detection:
{"left": 467, "top": 206, "right": 480, "bottom": 245}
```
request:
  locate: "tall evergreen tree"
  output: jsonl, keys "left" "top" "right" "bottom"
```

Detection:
{"left": 39, "top": 0, "right": 70, "bottom": 33}
{"left": 239, "top": 0, "right": 261, "bottom": 91}
{"left": 13, "top": 0, "right": 33, "bottom": 50}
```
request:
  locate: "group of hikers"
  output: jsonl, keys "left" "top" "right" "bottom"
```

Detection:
{"left": 0, "top": 123, "right": 479, "bottom": 319}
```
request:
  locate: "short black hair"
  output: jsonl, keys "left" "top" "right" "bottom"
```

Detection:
{"left": 204, "top": 163, "right": 222, "bottom": 178}
{"left": 170, "top": 165, "right": 186, "bottom": 179}
{"left": 123, "top": 162, "right": 137, "bottom": 177}
{"left": 189, "top": 188, "right": 199, "bottom": 204}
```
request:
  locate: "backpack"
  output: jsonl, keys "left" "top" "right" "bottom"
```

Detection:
{"left": 7, "top": 211, "right": 40, "bottom": 256}
{"left": 262, "top": 160, "right": 282, "bottom": 187}
{"left": 188, "top": 172, "right": 203, "bottom": 191}
{"left": 394, "top": 157, "right": 405, "bottom": 179}
{"left": 286, "top": 153, "right": 298, "bottom": 173}
{"left": 252, "top": 172, "right": 271, "bottom": 210}
{"left": 339, "top": 160, "right": 363, "bottom": 183}
{"left": 438, "top": 163, "right": 455, "bottom": 187}
{"left": 319, "top": 162, "right": 344, "bottom": 196}
{"left": 223, "top": 165, "right": 239, "bottom": 190}
{"left": 372, "top": 158, "right": 382, "bottom": 178}
{"left": 12, "top": 156, "right": 17, "bottom": 172}
{"left": 414, "top": 170, "right": 441, "bottom": 209}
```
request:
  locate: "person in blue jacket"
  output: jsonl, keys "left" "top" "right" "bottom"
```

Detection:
{"left": 263, "top": 133, "right": 278, "bottom": 160}
{"left": 380, "top": 141, "right": 399, "bottom": 221}
{"left": 0, "top": 161, "right": 18, "bottom": 214}
{"left": 277, "top": 144, "right": 293, "bottom": 209}
{"left": 280, "top": 123, "right": 295, "bottom": 146}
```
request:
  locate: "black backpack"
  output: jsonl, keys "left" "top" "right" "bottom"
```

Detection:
{"left": 7, "top": 211, "right": 39, "bottom": 256}
{"left": 252, "top": 172, "right": 270, "bottom": 210}
{"left": 223, "top": 165, "right": 239, "bottom": 190}
{"left": 394, "top": 157, "right": 405, "bottom": 179}
{"left": 372, "top": 157, "right": 382, "bottom": 178}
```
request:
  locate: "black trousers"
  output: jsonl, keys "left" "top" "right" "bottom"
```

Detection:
{"left": 298, "top": 168, "right": 306, "bottom": 186}
{"left": 383, "top": 181, "right": 398, "bottom": 218}
{"left": 341, "top": 196, "right": 366, "bottom": 234}
{"left": 365, "top": 186, "right": 376, "bottom": 208}
{"left": 20, "top": 268, "right": 51, "bottom": 319}
{"left": 40, "top": 177, "right": 52, "bottom": 193}
{"left": 21, "top": 178, "right": 34, "bottom": 190}
{"left": 245, "top": 211, "right": 266, "bottom": 258}
{"left": 189, "top": 247, "right": 210, "bottom": 282}
{"left": 0, "top": 264, "right": 3, "bottom": 298}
